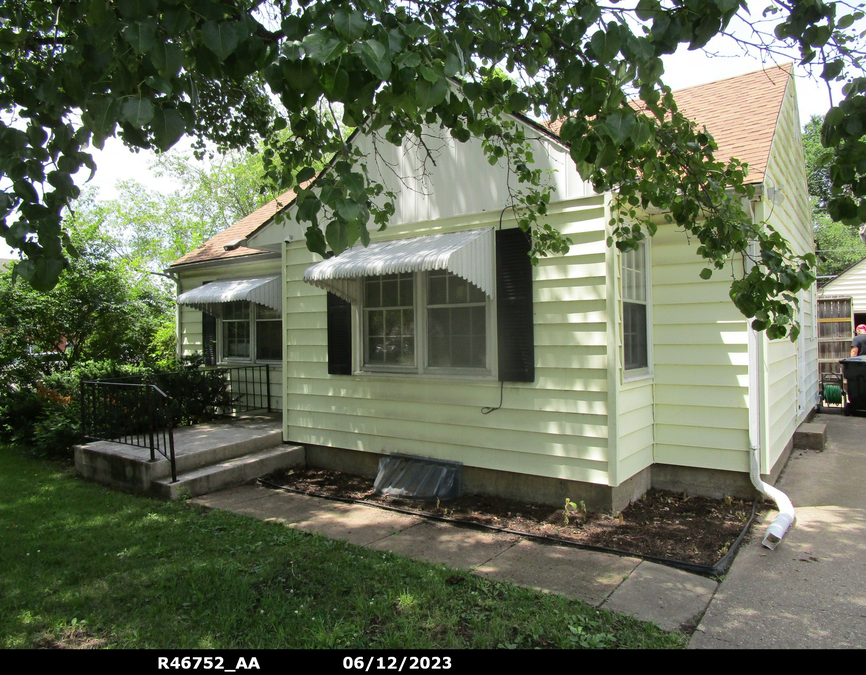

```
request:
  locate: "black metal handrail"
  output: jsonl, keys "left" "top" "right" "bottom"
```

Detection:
{"left": 94, "top": 364, "right": 273, "bottom": 417}
{"left": 80, "top": 380, "right": 177, "bottom": 482}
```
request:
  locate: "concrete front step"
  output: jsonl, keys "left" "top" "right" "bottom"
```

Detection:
{"left": 169, "top": 428, "right": 285, "bottom": 478}
{"left": 152, "top": 444, "right": 305, "bottom": 501}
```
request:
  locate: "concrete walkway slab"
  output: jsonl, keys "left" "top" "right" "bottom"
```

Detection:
{"left": 475, "top": 539, "right": 640, "bottom": 605}
{"left": 195, "top": 486, "right": 422, "bottom": 546}
{"left": 299, "top": 502, "right": 422, "bottom": 547}
{"left": 691, "top": 412, "right": 866, "bottom": 649}
{"left": 192, "top": 483, "right": 274, "bottom": 509}
{"left": 369, "top": 520, "right": 521, "bottom": 570}
{"left": 602, "top": 561, "right": 718, "bottom": 632}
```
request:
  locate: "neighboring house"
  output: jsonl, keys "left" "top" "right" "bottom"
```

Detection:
{"left": 820, "top": 256, "right": 866, "bottom": 328}
{"left": 170, "top": 64, "right": 817, "bottom": 512}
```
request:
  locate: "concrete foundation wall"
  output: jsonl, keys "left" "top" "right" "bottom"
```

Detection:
{"left": 304, "top": 443, "right": 652, "bottom": 513}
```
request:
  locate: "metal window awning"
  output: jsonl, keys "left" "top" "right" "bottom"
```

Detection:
{"left": 303, "top": 228, "right": 495, "bottom": 303}
{"left": 176, "top": 276, "right": 282, "bottom": 315}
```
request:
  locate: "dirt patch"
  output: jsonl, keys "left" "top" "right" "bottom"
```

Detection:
{"left": 32, "top": 625, "right": 107, "bottom": 649}
{"left": 263, "top": 468, "right": 761, "bottom": 569}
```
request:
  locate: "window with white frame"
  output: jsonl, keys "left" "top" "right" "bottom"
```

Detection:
{"left": 622, "top": 242, "right": 650, "bottom": 372}
{"left": 361, "top": 271, "right": 490, "bottom": 373}
{"left": 219, "top": 301, "right": 281, "bottom": 363}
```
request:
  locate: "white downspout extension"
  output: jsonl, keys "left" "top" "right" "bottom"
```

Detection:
{"left": 746, "top": 249, "right": 796, "bottom": 550}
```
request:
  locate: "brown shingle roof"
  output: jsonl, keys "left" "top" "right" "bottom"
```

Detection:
{"left": 667, "top": 63, "right": 791, "bottom": 184}
{"left": 169, "top": 189, "right": 295, "bottom": 267}
{"left": 548, "top": 64, "right": 791, "bottom": 184}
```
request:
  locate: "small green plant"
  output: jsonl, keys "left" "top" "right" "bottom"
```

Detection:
{"left": 563, "top": 498, "right": 585, "bottom": 525}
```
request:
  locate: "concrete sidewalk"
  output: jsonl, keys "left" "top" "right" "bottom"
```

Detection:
{"left": 689, "top": 411, "right": 866, "bottom": 649}
{"left": 191, "top": 485, "right": 718, "bottom": 633}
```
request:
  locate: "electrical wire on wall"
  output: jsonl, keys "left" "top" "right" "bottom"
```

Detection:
{"left": 482, "top": 381, "right": 504, "bottom": 414}
{"left": 481, "top": 204, "right": 513, "bottom": 415}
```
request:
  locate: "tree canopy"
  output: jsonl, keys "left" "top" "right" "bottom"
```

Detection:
{"left": 74, "top": 148, "right": 277, "bottom": 272}
{"left": 0, "top": 212, "right": 172, "bottom": 375}
{"left": 2, "top": 0, "right": 866, "bottom": 338}
{"left": 804, "top": 114, "right": 866, "bottom": 277}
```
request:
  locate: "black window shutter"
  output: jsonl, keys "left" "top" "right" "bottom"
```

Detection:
{"left": 496, "top": 228, "right": 535, "bottom": 382}
{"left": 202, "top": 313, "right": 217, "bottom": 366}
{"left": 327, "top": 292, "right": 353, "bottom": 375}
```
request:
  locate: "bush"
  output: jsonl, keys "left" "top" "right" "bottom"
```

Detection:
{"left": 0, "top": 388, "right": 45, "bottom": 446}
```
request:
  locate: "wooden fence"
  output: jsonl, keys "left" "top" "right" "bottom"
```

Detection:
{"left": 818, "top": 296, "right": 853, "bottom": 376}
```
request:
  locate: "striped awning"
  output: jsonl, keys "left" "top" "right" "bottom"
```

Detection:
{"left": 304, "top": 229, "right": 495, "bottom": 303}
{"left": 176, "top": 276, "right": 281, "bottom": 314}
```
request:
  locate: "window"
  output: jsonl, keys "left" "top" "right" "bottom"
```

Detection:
{"left": 321, "top": 228, "right": 535, "bottom": 382}
{"left": 361, "top": 271, "right": 490, "bottom": 373}
{"left": 622, "top": 242, "right": 650, "bottom": 373}
{"left": 215, "top": 301, "right": 281, "bottom": 363}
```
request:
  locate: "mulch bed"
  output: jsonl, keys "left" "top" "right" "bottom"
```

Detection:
{"left": 262, "top": 468, "right": 762, "bottom": 568}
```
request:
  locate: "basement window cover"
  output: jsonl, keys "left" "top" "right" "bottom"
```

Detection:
{"left": 303, "top": 228, "right": 494, "bottom": 304}
{"left": 373, "top": 454, "right": 463, "bottom": 501}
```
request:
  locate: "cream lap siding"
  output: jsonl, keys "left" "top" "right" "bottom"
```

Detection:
{"left": 614, "top": 382, "right": 654, "bottom": 484}
{"left": 758, "top": 74, "right": 818, "bottom": 469}
{"left": 284, "top": 198, "right": 615, "bottom": 486}
{"left": 650, "top": 223, "right": 752, "bottom": 474}
{"left": 180, "top": 304, "right": 204, "bottom": 356}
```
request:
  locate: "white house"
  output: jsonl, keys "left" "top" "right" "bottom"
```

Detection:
{"left": 169, "top": 64, "right": 817, "bottom": 512}
{"left": 820, "top": 256, "right": 866, "bottom": 328}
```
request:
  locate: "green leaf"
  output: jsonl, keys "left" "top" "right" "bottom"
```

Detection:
{"left": 13, "top": 180, "right": 39, "bottom": 203}
{"left": 825, "top": 106, "right": 845, "bottom": 127}
{"left": 321, "top": 65, "right": 349, "bottom": 100}
{"left": 444, "top": 52, "right": 462, "bottom": 77}
{"left": 600, "top": 111, "right": 635, "bottom": 146}
{"left": 415, "top": 78, "right": 449, "bottom": 109}
{"left": 462, "top": 82, "right": 482, "bottom": 100}
{"left": 303, "top": 32, "right": 346, "bottom": 64}
{"left": 699, "top": 268, "right": 713, "bottom": 280}
{"left": 201, "top": 20, "right": 239, "bottom": 61}
{"left": 122, "top": 97, "right": 155, "bottom": 128}
{"left": 339, "top": 170, "right": 366, "bottom": 199}
{"left": 336, "top": 199, "right": 364, "bottom": 223}
{"left": 122, "top": 19, "right": 158, "bottom": 54}
{"left": 161, "top": 7, "right": 191, "bottom": 37}
{"left": 326, "top": 219, "right": 349, "bottom": 254}
{"left": 150, "top": 108, "right": 186, "bottom": 151}
{"left": 396, "top": 52, "right": 422, "bottom": 69}
{"left": 305, "top": 226, "right": 329, "bottom": 258}
{"left": 635, "top": 0, "right": 659, "bottom": 21}
{"left": 296, "top": 194, "right": 321, "bottom": 224}
{"left": 590, "top": 28, "right": 621, "bottom": 64}
{"left": 357, "top": 40, "right": 391, "bottom": 80}
{"left": 334, "top": 9, "right": 368, "bottom": 41}
{"left": 116, "top": 0, "right": 158, "bottom": 21}
{"left": 296, "top": 166, "right": 316, "bottom": 184}
{"left": 821, "top": 59, "right": 844, "bottom": 82}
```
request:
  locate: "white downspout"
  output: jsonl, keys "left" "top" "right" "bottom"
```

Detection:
{"left": 746, "top": 237, "right": 796, "bottom": 550}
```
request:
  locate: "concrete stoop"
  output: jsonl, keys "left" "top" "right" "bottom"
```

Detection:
{"left": 152, "top": 445, "right": 305, "bottom": 501}
{"left": 75, "top": 423, "right": 303, "bottom": 501}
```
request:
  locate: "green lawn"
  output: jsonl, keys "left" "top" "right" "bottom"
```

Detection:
{"left": 0, "top": 445, "right": 685, "bottom": 649}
